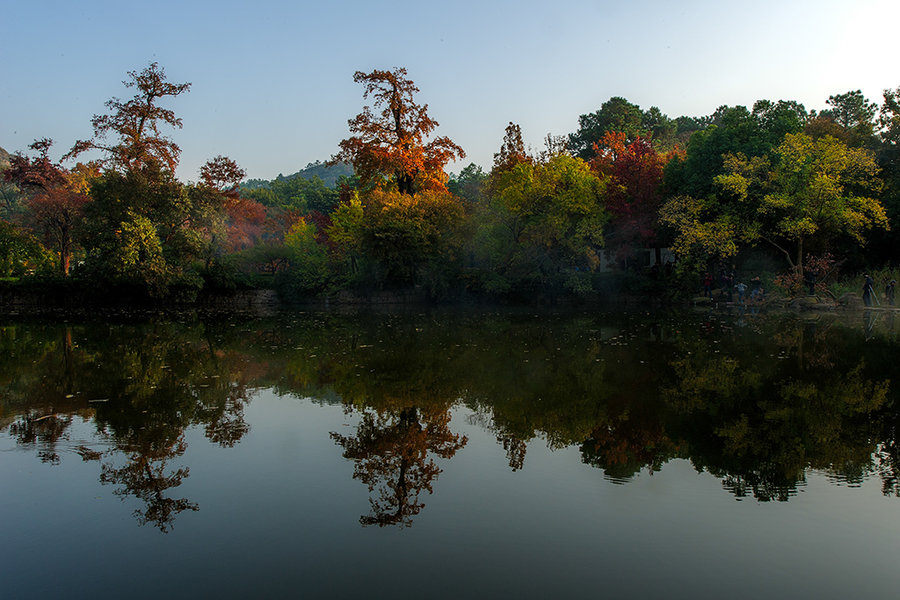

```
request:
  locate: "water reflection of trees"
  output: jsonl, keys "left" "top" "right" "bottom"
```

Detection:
{"left": 0, "top": 321, "right": 257, "bottom": 531}
{"left": 285, "top": 312, "right": 897, "bottom": 502}
{"left": 332, "top": 405, "right": 467, "bottom": 526}
{"left": 100, "top": 435, "right": 197, "bottom": 532}
{"left": 8, "top": 412, "right": 74, "bottom": 464}
{"left": 661, "top": 317, "right": 891, "bottom": 500}
{"left": 3, "top": 310, "right": 900, "bottom": 530}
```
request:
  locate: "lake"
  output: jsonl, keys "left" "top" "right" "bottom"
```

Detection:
{"left": 1, "top": 307, "right": 899, "bottom": 598}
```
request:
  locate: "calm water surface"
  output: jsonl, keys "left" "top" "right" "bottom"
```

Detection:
{"left": 2, "top": 308, "right": 899, "bottom": 598}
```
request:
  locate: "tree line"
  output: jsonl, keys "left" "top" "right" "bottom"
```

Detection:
{"left": 3, "top": 63, "right": 900, "bottom": 301}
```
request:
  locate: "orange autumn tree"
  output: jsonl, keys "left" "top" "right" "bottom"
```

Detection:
{"left": 328, "top": 68, "right": 469, "bottom": 289}
{"left": 65, "top": 62, "right": 191, "bottom": 174}
{"left": 333, "top": 67, "right": 465, "bottom": 195}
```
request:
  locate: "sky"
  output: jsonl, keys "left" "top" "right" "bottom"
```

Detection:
{"left": 3, "top": 0, "right": 899, "bottom": 181}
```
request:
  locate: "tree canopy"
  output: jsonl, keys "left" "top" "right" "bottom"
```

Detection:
{"left": 333, "top": 68, "right": 464, "bottom": 195}
{"left": 66, "top": 62, "right": 191, "bottom": 173}
{"left": 5, "top": 62, "right": 900, "bottom": 301}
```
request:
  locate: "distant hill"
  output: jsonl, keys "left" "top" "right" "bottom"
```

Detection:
{"left": 278, "top": 161, "right": 354, "bottom": 188}
{"left": 243, "top": 161, "right": 354, "bottom": 190}
{"left": 0, "top": 146, "right": 10, "bottom": 169}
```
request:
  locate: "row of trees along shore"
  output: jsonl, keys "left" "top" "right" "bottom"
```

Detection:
{"left": 3, "top": 63, "right": 900, "bottom": 302}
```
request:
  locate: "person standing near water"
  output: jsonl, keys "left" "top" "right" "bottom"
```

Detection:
{"left": 735, "top": 281, "right": 747, "bottom": 304}
{"left": 805, "top": 268, "right": 817, "bottom": 295}
{"left": 863, "top": 274, "right": 875, "bottom": 307}
{"left": 886, "top": 280, "right": 896, "bottom": 305}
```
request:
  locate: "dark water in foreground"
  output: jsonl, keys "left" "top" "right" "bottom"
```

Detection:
{"left": 2, "top": 308, "right": 899, "bottom": 598}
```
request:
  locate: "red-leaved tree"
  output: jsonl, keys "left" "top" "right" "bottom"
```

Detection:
{"left": 25, "top": 187, "right": 90, "bottom": 276}
{"left": 591, "top": 132, "right": 679, "bottom": 262}
{"left": 5, "top": 139, "right": 92, "bottom": 276}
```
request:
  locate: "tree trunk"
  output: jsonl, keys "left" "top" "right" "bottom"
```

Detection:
{"left": 397, "top": 172, "right": 414, "bottom": 195}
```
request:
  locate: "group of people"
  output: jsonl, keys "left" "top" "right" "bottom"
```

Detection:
{"left": 702, "top": 270, "right": 764, "bottom": 305}
{"left": 863, "top": 275, "right": 897, "bottom": 307}
{"left": 702, "top": 269, "right": 897, "bottom": 308}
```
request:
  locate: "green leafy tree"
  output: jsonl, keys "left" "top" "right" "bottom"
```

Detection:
{"left": 326, "top": 191, "right": 366, "bottom": 278}
{"left": 641, "top": 106, "right": 678, "bottom": 148}
{"left": 277, "top": 216, "right": 329, "bottom": 295}
{"left": 361, "top": 187, "right": 466, "bottom": 290}
{"left": 0, "top": 146, "right": 22, "bottom": 218}
{"left": 478, "top": 143, "right": 608, "bottom": 293}
{"left": 83, "top": 165, "right": 206, "bottom": 295}
{"left": 664, "top": 133, "right": 886, "bottom": 274}
{"left": 262, "top": 176, "right": 339, "bottom": 213}
{"left": 0, "top": 220, "right": 49, "bottom": 277}
{"left": 659, "top": 195, "right": 740, "bottom": 271}
{"left": 664, "top": 103, "right": 804, "bottom": 199}
{"left": 569, "top": 99, "right": 695, "bottom": 158}
{"left": 823, "top": 90, "right": 877, "bottom": 144}
{"left": 111, "top": 211, "right": 171, "bottom": 294}
{"left": 750, "top": 133, "right": 885, "bottom": 273}
{"left": 568, "top": 97, "right": 645, "bottom": 159}
{"left": 448, "top": 163, "right": 488, "bottom": 206}
{"left": 752, "top": 99, "right": 809, "bottom": 142}
{"left": 872, "top": 86, "right": 900, "bottom": 256}
{"left": 59, "top": 63, "right": 239, "bottom": 295}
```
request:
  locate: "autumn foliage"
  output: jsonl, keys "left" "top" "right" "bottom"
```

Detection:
{"left": 6, "top": 60, "right": 900, "bottom": 300}
{"left": 4, "top": 139, "right": 93, "bottom": 275}
{"left": 334, "top": 68, "right": 464, "bottom": 195}
{"left": 65, "top": 62, "right": 191, "bottom": 173}
{"left": 5, "top": 139, "right": 67, "bottom": 192}
{"left": 493, "top": 122, "right": 531, "bottom": 172}
{"left": 590, "top": 132, "right": 678, "bottom": 259}
{"left": 24, "top": 186, "right": 90, "bottom": 275}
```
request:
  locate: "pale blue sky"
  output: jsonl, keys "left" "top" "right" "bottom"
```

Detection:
{"left": 3, "top": 0, "right": 898, "bottom": 180}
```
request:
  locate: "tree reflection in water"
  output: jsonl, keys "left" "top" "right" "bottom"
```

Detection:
{"left": 0, "top": 320, "right": 257, "bottom": 531}
{"left": 100, "top": 435, "right": 198, "bottom": 532}
{"left": 2, "top": 311, "right": 900, "bottom": 531}
{"left": 8, "top": 412, "right": 74, "bottom": 465}
{"left": 332, "top": 406, "right": 467, "bottom": 527}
